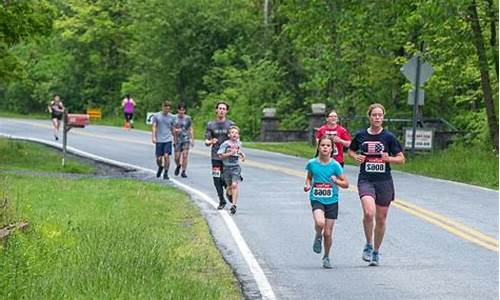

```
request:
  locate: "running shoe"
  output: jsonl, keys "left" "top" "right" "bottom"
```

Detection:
{"left": 163, "top": 172, "right": 169, "bottom": 180}
{"left": 313, "top": 235, "right": 322, "bottom": 254}
{"left": 362, "top": 243, "right": 373, "bottom": 262}
{"left": 322, "top": 256, "right": 332, "bottom": 269}
{"left": 55, "top": 135, "right": 59, "bottom": 141}
{"left": 156, "top": 166, "right": 164, "bottom": 178}
{"left": 217, "top": 202, "right": 226, "bottom": 210}
{"left": 174, "top": 165, "right": 181, "bottom": 176}
{"left": 369, "top": 251, "right": 379, "bottom": 266}
{"left": 230, "top": 205, "right": 237, "bottom": 215}
{"left": 181, "top": 171, "right": 187, "bottom": 178}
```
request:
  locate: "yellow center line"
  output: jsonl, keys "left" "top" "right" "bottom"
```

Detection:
{"left": 11, "top": 120, "right": 500, "bottom": 252}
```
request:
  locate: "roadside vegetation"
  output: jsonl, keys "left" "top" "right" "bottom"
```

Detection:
{"left": 0, "top": 139, "right": 242, "bottom": 299}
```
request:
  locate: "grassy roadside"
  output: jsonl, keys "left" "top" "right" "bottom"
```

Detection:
{"left": 0, "top": 139, "right": 242, "bottom": 299}
{"left": 245, "top": 141, "right": 499, "bottom": 190}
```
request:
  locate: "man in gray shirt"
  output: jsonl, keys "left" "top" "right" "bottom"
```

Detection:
{"left": 204, "top": 101, "right": 235, "bottom": 209}
{"left": 152, "top": 100, "right": 176, "bottom": 180}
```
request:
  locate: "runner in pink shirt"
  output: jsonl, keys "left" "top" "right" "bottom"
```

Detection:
{"left": 315, "top": 110, "right": 351, "bottom": 167}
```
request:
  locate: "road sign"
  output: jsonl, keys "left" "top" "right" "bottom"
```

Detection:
{"left": 400, "top": 54, "right": 434, "bottom": 86}
{"left": 146, "top": 112, "right": 155, "bottom": 125}
{"left": 407, "top": 89, "right": 425, "bottom": 105}
{"left": 404, "top": 128, "right": 434, "bottom": 150}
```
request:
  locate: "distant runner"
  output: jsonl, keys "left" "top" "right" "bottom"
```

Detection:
{"left": 304, "top": 136, "right": 349, "bottom": 269}
{"left": 122, "top": 94, "right": 136, "bottom": 129}
{"left": 204, "top": 101, "right": 235, "bottom": 209}
{"left": 315, "top": 109, "right": 351, "bottom": 167}
{"left": 217, "top": 126, "right": 246, "bottom": 215}
{"left": 348, "top": 103, "right": 405, "bottom": 266}
{"left": 173, "top": 102, "right": 194, "bottom": 178}
{"left": 48, "top": 94, "right": 65, "bottom": 141}
{"left": 152, "top": 100, "right": 176, "bottom": 180}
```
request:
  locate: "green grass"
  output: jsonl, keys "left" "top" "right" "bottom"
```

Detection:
{"left": 245, "top": 141, "right": 499, "bottom": 190}
{"left": 0, "top": 139, "right": 242, "bottom": 299}
{"left": 0, "top": 138, "right": 95, "bottom": 174}
{"left": 0, "top": 176, "right": 242, "bottom": 299}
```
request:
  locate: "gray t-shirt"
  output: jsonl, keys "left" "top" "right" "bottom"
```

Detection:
{"left": 217, "top": 140, "right": 242, "bottom": 167}
{"left": 173, "top": 114, "right": 192, "bottom": 143}
{"left": 152, "top": 112, "right": 175, "bottom": 143}
{"left": 204, "top": 119, "right": 235, "bottom": 160}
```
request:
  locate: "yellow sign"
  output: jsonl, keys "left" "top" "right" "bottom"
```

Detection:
{"left": 86, "top": 108, "right": 102, "bottom": 120}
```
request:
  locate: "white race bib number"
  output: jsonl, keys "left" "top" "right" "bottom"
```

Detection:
{"left": 313, "top": 183, "right": 333, "bottom": 198}
{"left": 212, "top": 166, "right": 221, "bottom": 178}
{"left": 365, "top": 158, "right": 386, "bottom": 173}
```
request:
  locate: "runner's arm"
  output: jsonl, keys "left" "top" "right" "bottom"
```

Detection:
{"left": 151, "top": 123, "right": 157, "bottom": 144}
{"left": 348, "top": 149, "right": 365, "bottom": 164}
{"left": 382, "top": 151, "right": 405, "bottom": 164}
{"left": 304, "top": 172, "right": 312, "bottom": 192}
{"left": 332, "top": 174, "right": 349, "bottom": 189}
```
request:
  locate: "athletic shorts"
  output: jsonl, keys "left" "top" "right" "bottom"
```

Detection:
{"left": 124, "top": 112, "right": 133, "bottom": 121}
{"left": 155, "top": 142, "right": 172, "bottom": 156}
{"left": 311, "top": 201, "right": 339, "bottom": 220}
{"left": 175, "top": 141, "right": 190, "bottom": 152}
{"left": 223, "top": 165, "right": 241, "bottom": 186}
{"left": 51, "top": 113, "right": 62, "bottom": 120}
{"left": 357, "top": 177, "right": 395, "bottom": 207}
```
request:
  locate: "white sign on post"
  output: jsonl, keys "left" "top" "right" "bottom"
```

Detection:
{"left": 404, "top": 128, "right": 434, "bottom": 150}
{"left": 407, "top": 89, "right": 425, "bottom": 105}
{"left": 146, "top": 112, "right": 155, "bottom": 125}
{"left": 400, "top": 54, "right": 434, "bottom": 87}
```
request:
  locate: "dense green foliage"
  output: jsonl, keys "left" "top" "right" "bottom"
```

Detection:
{"left": 0, "top": 1, "right": 498, "bottom": 149}
{"left": 0, "top": 139, "right": 242, "bottom": 299}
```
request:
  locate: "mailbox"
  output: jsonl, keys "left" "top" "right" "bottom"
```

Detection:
{"left": 67, "top": 114, "right": 89, "bottom": 128}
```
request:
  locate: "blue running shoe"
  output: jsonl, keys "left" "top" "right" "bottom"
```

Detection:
{"left": 369, "top": 251, "right": 379, "bottom": 266}
{"left": 322, "top": 256, "right": 332, "bottom": 269}
{"left": 362, "top": 243, "right": 373, "bottom": 262}
{"left": 313, "top": 235, "right": 322, "bottom": 254}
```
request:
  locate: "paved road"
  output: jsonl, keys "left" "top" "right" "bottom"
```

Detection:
{"left": 1, "top": 118, "right": 498, "bottom": 299}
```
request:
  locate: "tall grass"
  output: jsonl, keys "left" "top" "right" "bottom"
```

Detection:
{"left": 0, "top": 176, "right": 242, "bottom": 299}
{"left": 0, "top": 138, "right": 95, "bottom": 174}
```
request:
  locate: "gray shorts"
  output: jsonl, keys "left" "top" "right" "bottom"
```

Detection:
{"left": 175, "top": 141, "right": 190, "bottom": 152}
{"left": 357, "top": 177, "right": 395, "bottom": 207}
{"left": 223, "top": 165, "right": 241, "bottom": 186}
{"left": 311, "top": 201, "right": 338, "bottom": 220}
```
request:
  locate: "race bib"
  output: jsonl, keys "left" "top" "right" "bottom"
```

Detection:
{"left": 212, "top": 166, "right": 221, "bottom": 178}
{"left": 365, "top": 157, "right": 386, "bottom": 173}
{"left": 332, "top": 144, "right": 338, "bottom": 156}
{"left": 312, "top": 183, "right": 333, "bottom": 198}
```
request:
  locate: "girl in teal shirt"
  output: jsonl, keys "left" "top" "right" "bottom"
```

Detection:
{"left": 304, "top": 136, "right": 349, "bottom": 269}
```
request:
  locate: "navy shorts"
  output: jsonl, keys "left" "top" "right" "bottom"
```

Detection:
{"left": 311, "top": 201, "right": 339, "bottom": 220}
{"left": 175, "top": 141, "right": 190, "bottom": 152}
{"left": 124, "top": 112, "right": 133, "bottom": 121}
{"left": 155, "top": 142, "right": 172, "bottom": 156}
{"left": 357, "top": 177, "right": 395, "bottom": 207}
{"left": 51, "top": 113, "right": 62, "bottom": 120}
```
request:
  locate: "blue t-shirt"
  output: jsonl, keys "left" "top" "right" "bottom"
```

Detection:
{"left": 349, "top": 128, "right": 403, "bottom": 181}
{"left": 305, "top": 158, "right": 343, "bottom": 204}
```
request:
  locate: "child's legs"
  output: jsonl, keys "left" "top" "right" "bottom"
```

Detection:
{"left": 181, "top": 148, "right": 189, "bottom": 170}
{"left": 323, "top": 219, "right": 335, "bottom": 257}
{"left": 230, "top": 182, "right": 239, "bottom": 205}
{"left": 312, "top": 209, "right": 325, "bottom": 236}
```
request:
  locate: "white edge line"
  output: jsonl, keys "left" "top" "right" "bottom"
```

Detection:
{"left": 0, "top": 133, "right": 277, "bottom": 300}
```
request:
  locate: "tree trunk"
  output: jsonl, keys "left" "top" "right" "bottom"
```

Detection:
{"left": 485, "top": 0, "right": 499, "bottom": 80}
{"left": 468, "top": 0, "right": 499, "bottom": 152}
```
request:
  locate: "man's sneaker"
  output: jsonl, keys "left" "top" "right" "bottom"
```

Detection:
{"left": 217, "top": 202, "right": 226, "bottom": 210}
{"left": 55, "top": 135, "right": 59, "bottom": 141}
{"left": 322, "top": 256, "right": 332, "bottom": 269}
{"left": 174, "top": 165, "right": 181, "bottom": 176}
{"left": 313, "top": 235, "right": 322, "bottom": 254}
{"left": 362, "top": 243, "right": 373, "bottom": 262}
{"left": 156, "top": 166, "right": 164, "bottom": 178}
{"left": 181, "top": 171, "right": 187, "bottom": 178}
{"left": 230, "top": 205, "right": 237, "bottom": 215}
{"left": 163, "top": 172, "right": 169, "bottom": 180}
{"left": 369, "top": 251, "right": 379, "bottom": 266}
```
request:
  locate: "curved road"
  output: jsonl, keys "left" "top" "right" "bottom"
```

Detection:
{"left": 1, "top": 118, "right": 498, "bottom": 299}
